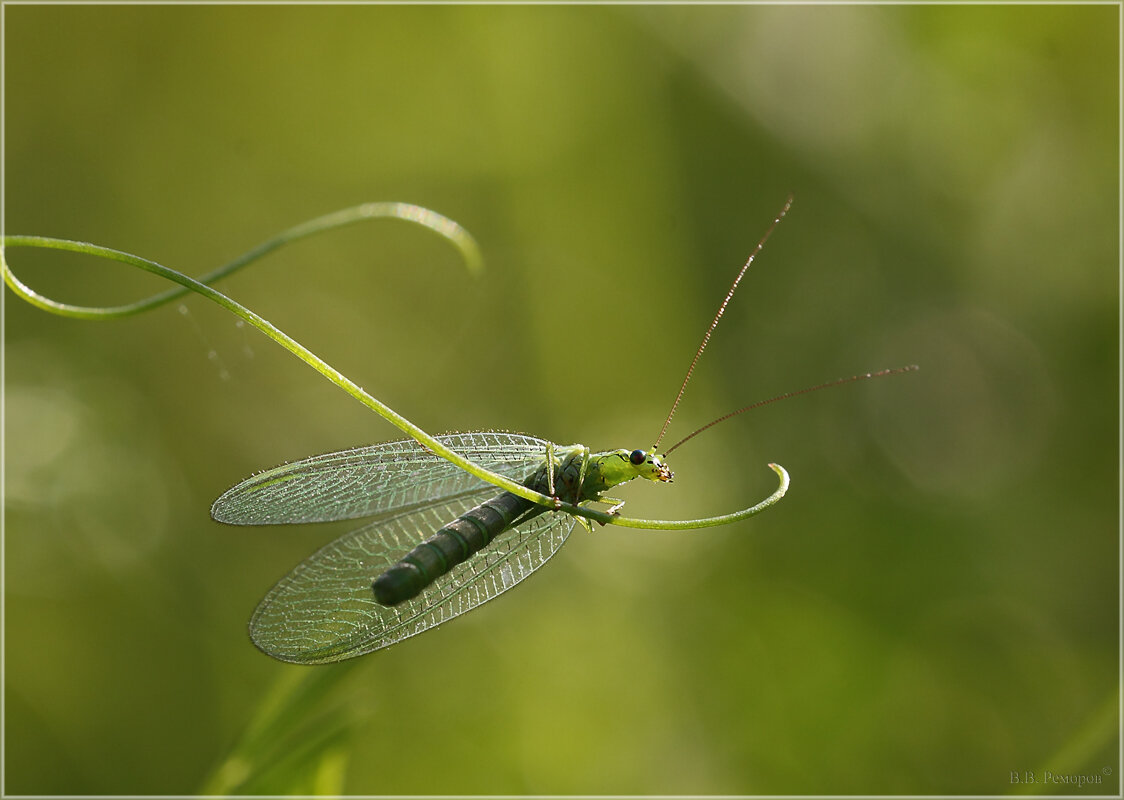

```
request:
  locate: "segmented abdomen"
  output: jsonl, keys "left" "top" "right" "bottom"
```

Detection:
{"left": 371, "top": 491, "right": 542, "bottom": 606}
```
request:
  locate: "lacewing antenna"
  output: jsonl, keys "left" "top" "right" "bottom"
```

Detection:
{"left": 651, "top": 195, "right": 794, "bottom": 452}
{"left": 663, "top": 365, "right": 920, "bottom": 456}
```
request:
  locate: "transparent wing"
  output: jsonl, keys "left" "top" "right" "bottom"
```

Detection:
{"left": 212, "top": 432, "right": 552, "bottom": 525}
{"left": 248, "top": 492, "right": 577, "bottom": 663}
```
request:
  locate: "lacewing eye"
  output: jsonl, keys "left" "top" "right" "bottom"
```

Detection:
{"left": 629, "top": 449, "right": 646, "bottom": 465}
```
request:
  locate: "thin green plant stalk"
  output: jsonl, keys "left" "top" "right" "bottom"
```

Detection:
{"left": 4, "top": 202, "right": 483, "bottom": 319}
{"left": 1, "top": 209, "right": 789, "bottom": 529}
{"left": 5, "top": 201, "right": 798, "bottom": 664}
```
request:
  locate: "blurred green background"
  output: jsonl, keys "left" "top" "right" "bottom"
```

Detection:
{"left": 4, "top": 4, "right": 1118, "bottom": 796}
